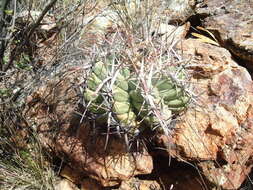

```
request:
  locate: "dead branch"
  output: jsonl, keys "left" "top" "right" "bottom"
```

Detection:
{"left": 26, "top": 0, "right": 58, "bottom": 41}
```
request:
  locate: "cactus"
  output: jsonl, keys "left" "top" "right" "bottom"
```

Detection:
{"left": 84, "top": 60, "right": 190, "bottom": 136}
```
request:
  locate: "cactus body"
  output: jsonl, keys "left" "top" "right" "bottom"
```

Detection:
{"left": 113, "top": 88, "right": 129, "bottom": 102}
{"left": 84, "top": 61, "right": 190, "bottom": 136}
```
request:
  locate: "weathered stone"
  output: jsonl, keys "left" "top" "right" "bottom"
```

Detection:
{"left": 163, "top": 0, "right": 196, "bottom": 23}
{"left": 79, "top": 0, "right": 193, "bottom": 48}
{"left": 197, "top": 0, "right": 253, "bottom": 68}
{"left": 53, "top": 122, "right": 152, "bottom": 187}
{"left": 179, "top": 38, "right": 236, "bottom": 77}
{"left": 54, "top": 179, "right": 78, "bottom": 190}
{"left": 157, "top": 39, "right": 253, "bottom": 189}
{"left": 60, "top": 165, "right": 83, "bottom": 184}
{"left": 118, "top": 178, "right": 161, "bottom": 190}
{"left": 81, "top": 178, "right": 103, "bottom": 190}
{"left": 198, "top": 105, "right": 253, "bottom": 189}
{"left": 155, "top": 22, "right": 190, "bottom": 44}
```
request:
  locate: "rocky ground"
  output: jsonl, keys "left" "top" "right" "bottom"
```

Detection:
{"left": 1, "top": 0, "right": 253, "bottom": 190}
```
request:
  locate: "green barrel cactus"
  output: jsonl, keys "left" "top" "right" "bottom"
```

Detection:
{"left": 84, "top": 60, "right": 190, "bottom": 136}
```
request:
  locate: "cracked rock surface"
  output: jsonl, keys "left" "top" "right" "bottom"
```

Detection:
{"left": 197, "top": 0, "right": 253, "bottom": 69}
{"left": 158, "top": 38, "right": 253, "bottom": 189}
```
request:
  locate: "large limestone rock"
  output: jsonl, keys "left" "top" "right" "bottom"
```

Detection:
{"left": 157, "top": 39, "right": 253, "bottom": 189}
{"left": 197, "top": 0, "right": 253, "bottom": 69}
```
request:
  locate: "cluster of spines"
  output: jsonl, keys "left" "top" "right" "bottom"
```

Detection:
{"left": 84, "top": 61, "right": 190, "bottom": 136}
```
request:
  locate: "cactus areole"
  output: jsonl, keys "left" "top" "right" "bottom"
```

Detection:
{"left": 83, "top": 60, "right": 190, "bottom": 137}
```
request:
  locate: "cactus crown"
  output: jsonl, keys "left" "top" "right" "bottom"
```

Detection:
{"left": 83, "top": 55, "right": 191, "bottom": 138}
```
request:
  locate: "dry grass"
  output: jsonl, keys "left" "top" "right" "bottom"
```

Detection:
{"left": 0, "top": 103, "right": 59, "bottom": 190}
{"left": 0, "top": 0, "right": 90, "bottom": 189}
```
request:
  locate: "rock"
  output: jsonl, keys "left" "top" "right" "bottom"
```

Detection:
{"left": 198, "top": 105, "right": 253, "bottom": 189}
{"left": 197, "top": 0, "right": 253, "bottom": 69}
{"left": 163, "top": 0, "right": 196, "bottom": 23}
{"left": 118, "top": 178, "right": 161, "bottom": 190}
{"left": 145, "top": 155, "right": 212, "bottom": 190}
{"left": 198, "top": 160, "right": 253, "bottom": 190}
{"left": 154, "top": 22, "right": 190, "bottom": 44}
{"left": 84, "top": 11, "right": 118, "bottom": 36}
{"left": 54, "top": 179, "right": 78, "bottom": 190}
{"left": 79, "top": 0, "right": 193, "bottom": 48}
{"left": 156, "top": 39, "right": 253, "bottom": 189}
{"left": 54, "top": 122, "right": 152, "bottom": 187}
{"left": 81, "top": 178, "right": 103, "bottom": 190}
{"left": 60, "top": 165, "right": 83, "bottom": 184}
{"left": 179, "top": 38, "right": 237, "bottom": 77}
{"left": 25, "top": 68, "right": 153, "bottom": 187}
